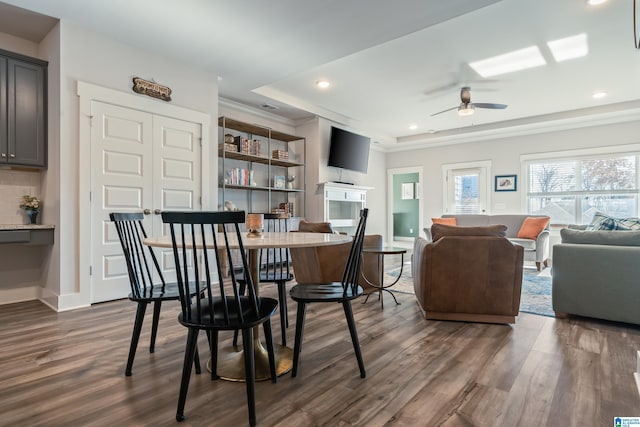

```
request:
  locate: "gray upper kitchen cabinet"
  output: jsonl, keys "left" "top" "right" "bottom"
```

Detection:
{"left": 0, "top": 49, "right": 47, "bottom": 168}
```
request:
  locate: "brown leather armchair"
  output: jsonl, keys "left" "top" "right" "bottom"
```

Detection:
{"left": 290, "top": 221, "right": 382, "bottom": 293}
{"left": 413, "top": 224, "right": 524, "bottom": 324}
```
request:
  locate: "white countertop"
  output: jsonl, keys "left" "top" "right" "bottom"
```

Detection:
{"left": 0, "top": 224, "right": 55, "bottom": 230}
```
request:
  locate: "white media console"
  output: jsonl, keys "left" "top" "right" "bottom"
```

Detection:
{"left": 322, "top": 182, "right": 372, "bottom": 233}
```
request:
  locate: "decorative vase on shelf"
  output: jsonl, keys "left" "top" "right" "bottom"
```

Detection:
{"left": 27, "top": 210, "right": 38, "bottom": 224}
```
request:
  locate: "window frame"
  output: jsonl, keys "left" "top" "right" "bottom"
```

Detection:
{"left": 521, "top": 145, "right": 640, "bottom": 225}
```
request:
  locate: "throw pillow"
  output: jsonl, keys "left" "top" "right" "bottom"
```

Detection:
{"left": 587, "top": 212, "right": 640, "bottom": 231}
{"left": 432, "top": 217, "right": 457, "bottom": 226}
{"left": 586, "top": 211, "right": 611, "bottom": 230}
{"left": 517, "top": 216, "right": 550, "bottom": 240}
{"left": 431, "top": 223, "right": 507, "bottom": 242}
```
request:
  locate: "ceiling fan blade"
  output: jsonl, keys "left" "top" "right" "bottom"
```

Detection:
{"left": 430, "top": 106, "right": 458, "bottom": 116}
{"left": 473, "top": 102, "right": 508, "bottom": 109}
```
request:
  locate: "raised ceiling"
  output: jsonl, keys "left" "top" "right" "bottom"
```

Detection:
{"left": 2, "top": 0, "right": 639, "bottom": 149}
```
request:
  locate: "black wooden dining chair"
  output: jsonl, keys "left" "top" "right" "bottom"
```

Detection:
{"left": 234, "top": 213, "right": 293, "bottom": 347}
{"left": 161, "top": 210, "right": 278, "bottom": 426}
{"left": 109, "top": 212, "right": 201, "bottom": 377}
{"left": 289, "top": 208, "right": 369, "bottom": 378}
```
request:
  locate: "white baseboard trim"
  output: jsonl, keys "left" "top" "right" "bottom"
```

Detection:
{"left": 0, "top": 286, "right": 41, "bottom": 305}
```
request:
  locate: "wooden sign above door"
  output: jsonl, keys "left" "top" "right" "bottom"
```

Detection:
{"left": 132, "top": 77, "right": 172, "bottom": 102}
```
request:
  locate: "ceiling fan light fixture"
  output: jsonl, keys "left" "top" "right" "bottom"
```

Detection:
{"left": 458, "top": 104, "right": 475, "bottom": 116}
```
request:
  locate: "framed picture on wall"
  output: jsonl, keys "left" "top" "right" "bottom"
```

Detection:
{"left": 401, "top": 182, "right": 414, "bottom": 199}
{"left": 495, "top": 175, "right": 517, "bottom": 192}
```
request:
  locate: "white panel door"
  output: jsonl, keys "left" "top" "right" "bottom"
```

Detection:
{"left": 152, "top": 114, "right": 202, "bottom": 281}
{"left": 91, "top": 101, "right": 153, "bottom": 303}
{"left": 90, "top": 104, "right": 202, "bottom": 303}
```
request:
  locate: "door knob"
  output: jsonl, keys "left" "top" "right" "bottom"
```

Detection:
{"left": 143, "top": 209, "right": 151, "bottom": 215}
{"left": 154, "top": 209, "right": 162, "bottom": 215}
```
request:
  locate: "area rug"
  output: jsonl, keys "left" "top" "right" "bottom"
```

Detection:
{"left": 384, "top": 266, "right": 554, "bottom": 317}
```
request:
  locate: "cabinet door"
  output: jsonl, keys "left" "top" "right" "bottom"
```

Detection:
{"left": 7, "top": 58, "right": 46, "bottom": 167}
{"left": 0, "top": 56, "right": 6, "bottom": 159}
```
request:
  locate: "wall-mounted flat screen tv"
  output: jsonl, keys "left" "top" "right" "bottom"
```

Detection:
{"left": 327, "top": 126, "right": 371, "bottom": 173}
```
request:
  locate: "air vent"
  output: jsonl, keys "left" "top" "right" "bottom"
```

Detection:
{"left": 260, "top": 103, "right": 279, "bottom": 110}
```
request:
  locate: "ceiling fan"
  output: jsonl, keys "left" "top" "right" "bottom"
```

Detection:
{"left": 431, "top": 86, "right": 507, "bottom": 117}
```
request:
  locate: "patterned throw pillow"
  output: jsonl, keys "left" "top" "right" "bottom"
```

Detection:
{"left": 586, "top": 211, "right": 610, "bottom": 230}
{"left": 587, "top": 212, "right": 640, "bottom": 231}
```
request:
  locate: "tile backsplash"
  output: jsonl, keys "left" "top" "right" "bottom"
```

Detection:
{"left": 0, "top": 170, "right": 42, "bottom": 224}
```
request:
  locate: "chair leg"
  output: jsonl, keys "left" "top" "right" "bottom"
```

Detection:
{"left": 277, "top": 281, "right": 288, "bottom": 346}
{"left": 232, "top": 281, "right": 247, "bottom": 347}
{"left": 536, "top": 261, "right": 541, "bottom": 271}
{"left": 342, "top": 300, "right": 366, "bottom": 379}
{"left": 241, "top": 328, "right": 257, "bottom": 427}
{"left": 125, "top": 302, "right": 147, "bottom": 376}
{"left": 262, "top": 320, "right": 277, "bottom": 383}
{"left": 291, "top": 302, "right": 307, "bottom": 378}
{"left": 176, "top": 328, "right": 199, "bottom": 422}
{"left": 150, "top": 300, "right": 162, "bottom": 353}
{"left": 209, "top": 330, "right": 219, "bottom": 380}
{"left": 194, "top": 346, "right": 202, "bottom": 375}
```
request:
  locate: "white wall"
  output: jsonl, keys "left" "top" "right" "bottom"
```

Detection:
{"left": 299, "top": 117, "right": 386, "bottom": 236}
{"left": 1, "top": 18, "right": 232, "bottom": 309}
{"left": 386, "top": 120, "right": 640, "bottom": 226}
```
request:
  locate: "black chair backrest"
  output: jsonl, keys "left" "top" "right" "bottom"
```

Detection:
{"left": 342, "top": 208, "right": 369, "bottom": 297}
{"left": 110, "top": 212, "right": 166, "bottom": 299}
{"left": 161, "top": 210, "right": 258, "bottom": 326}
{"left": 259, "top": 213, "right": 291, "bottom": 279}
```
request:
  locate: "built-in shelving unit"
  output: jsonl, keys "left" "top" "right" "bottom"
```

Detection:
{"left": 218, "top": 117, "right": 305, "bottom": 217}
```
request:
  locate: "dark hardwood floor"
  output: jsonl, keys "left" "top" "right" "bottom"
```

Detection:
{"left": 1, "top": 276, "right": 640, "bottom": 426}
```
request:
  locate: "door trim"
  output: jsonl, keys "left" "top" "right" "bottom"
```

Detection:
{"left": 387, "top": 166, "right": 424, "bottom": 246}
{"left": 77, "top": 81, "right": 211, "bottom": 308}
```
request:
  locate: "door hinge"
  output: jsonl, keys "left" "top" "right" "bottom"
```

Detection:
{"left": 89, "top": 191, "right": 92, "bottom": 202}
{"left": 89, "top": 265, "right": 92, "bottom": 276}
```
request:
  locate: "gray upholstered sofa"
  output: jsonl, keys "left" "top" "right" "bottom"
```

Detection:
{"left": 552, "top": 227, "right": 640, "bottom": 325}
{"left": 424, "top": 214, "right": 550, "bottom": 270}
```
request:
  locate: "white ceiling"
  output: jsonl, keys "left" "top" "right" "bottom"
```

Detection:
{"left": 2, "top": 0, "right": 639, "bottom": 149}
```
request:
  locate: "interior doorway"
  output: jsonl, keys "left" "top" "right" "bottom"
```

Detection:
{"left": 387, "top": 166, "right": 423, "bottom": 248}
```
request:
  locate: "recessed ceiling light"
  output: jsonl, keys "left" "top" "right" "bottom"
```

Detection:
{"left": 547, "top": 33, "right": 588, "bottom": 62}
{"left": 408, "top": 124, "right": 418, "bottom": 130}
{"left": 316, "top": 80, "right": 330, "bottom": 89}
{"left": 469, "top": 46, "right": 546, "bottom": 78}
{"left": 592, "top": 91, "right": 607, "bottom": 99}
{"left": 586, "top": 0, "right": 608, "bottom": 5}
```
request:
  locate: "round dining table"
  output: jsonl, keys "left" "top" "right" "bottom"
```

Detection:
{"left": 143, "top": 231, "right": 352, "bottom": 381}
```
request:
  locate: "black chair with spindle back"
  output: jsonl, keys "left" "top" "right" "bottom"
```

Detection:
{"left": 109, "top": 212, "right": 202, "bottom": 376}
{"left": 234, "top": 213, "right": 293, "bottom": 347}
{"left": 161, "top": 210, "right": 278, "bottom": 426}
{"left": 289, "top": 208, "right": 369, "bottom": 378}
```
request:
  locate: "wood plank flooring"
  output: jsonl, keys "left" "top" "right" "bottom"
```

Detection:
{"left": 1, "top": 282, "right": 639, "bottom": 426}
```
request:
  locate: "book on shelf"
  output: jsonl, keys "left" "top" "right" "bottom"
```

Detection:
{"left": 273, "top": 175, "right": 285, "bottom": 189}
{"left": 224, "top": 168, "right": 255, "bottom": 186}
{"left": 234, "top": 136, "right": 262, "bottom": 156}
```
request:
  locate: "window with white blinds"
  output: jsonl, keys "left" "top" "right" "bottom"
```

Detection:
{"left": 525, "top": 153, "right": 639, "bottom": 225}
